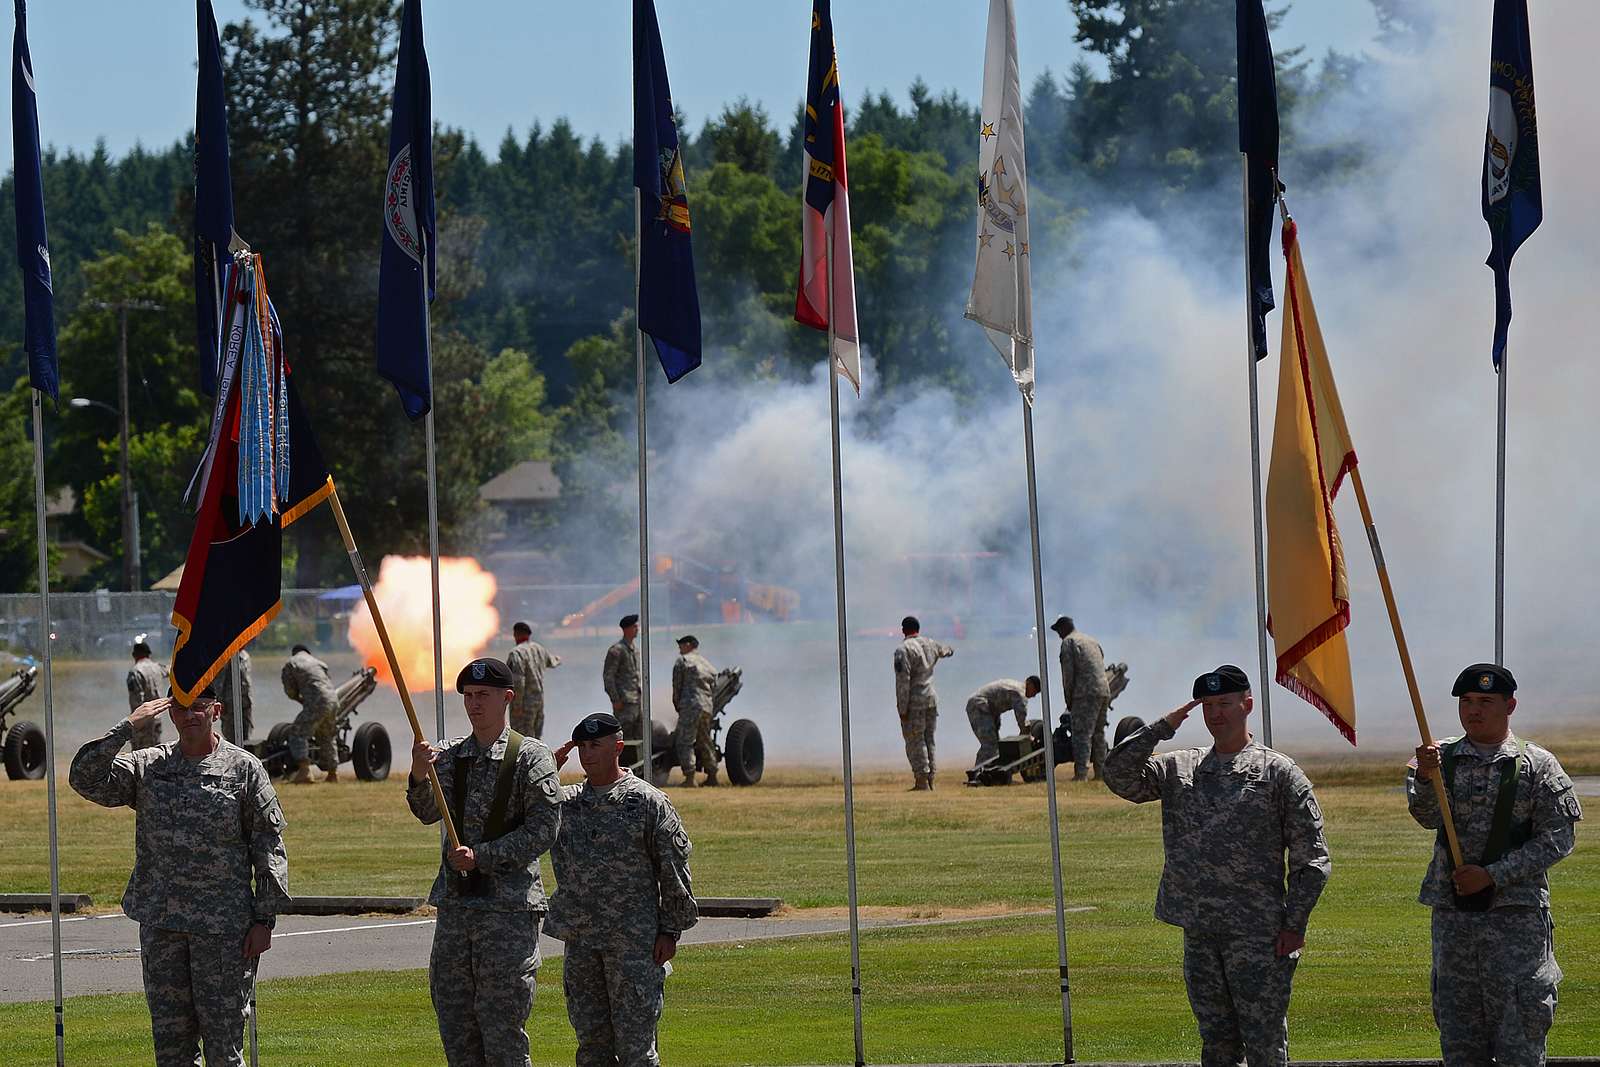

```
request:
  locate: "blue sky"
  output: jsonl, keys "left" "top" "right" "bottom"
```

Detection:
{"left": 8, "top": 1, "right": 1378, "bottom": 161}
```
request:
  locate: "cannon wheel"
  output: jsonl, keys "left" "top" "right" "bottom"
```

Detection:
{"left": 3, "top": 720, "right": 46, "bottom": 780}
{"left": 649, "top": 721, "right": 672, "bottom": 787}
{"left": 267, "top": 722, "right": 293, "bottom": 747}
{"left": 723, "top": 719, "right": 764, "bottom": 786}
{"left": 1113, "top": 715, "right": 1145, "bottom": 748}
{"left": 352, "top": 721, "right": 392, "bottom": 781}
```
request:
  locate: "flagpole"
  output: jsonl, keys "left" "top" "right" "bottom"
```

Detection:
{"left": 1019, "top": 383, "right": 1073, "bottom": 1063}
{"left": 1347, "top": 467, "right": 1466, "bottom": 865}
{"left": 1494, "top": 350, "right": 1507, "bottom": 665}
{"left": 327, "top": 483, "right": 461, "bottom": 847}
{"left": 224, "top": 656, "right": 258, "bottom": 1066}
{"left": 633, "top": 189, "right": 654, "bottom": 778}
{"left": 30, "top": 391, "right": 65, "bottom": 1067}
{"left": 1241, "top": 153, "right": 1274, "bottom": 746}
{"left": 822, "top": 231, "right": 866, "bottom": 1067}
{"left": 421, "top": 268, "right": 445, "bottom": 749}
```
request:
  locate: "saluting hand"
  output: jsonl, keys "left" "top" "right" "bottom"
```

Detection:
{"left": 1163, "top": 699, "right": 1200, "bottom": 731}
{"left": 410, "top": 740, "right": 439, "bottom": 783}
{"left": 553, "top": 741, "right": 575, "bottom": 769}
{"left": 127, "top": 697, "right": 170, "bottom": 731}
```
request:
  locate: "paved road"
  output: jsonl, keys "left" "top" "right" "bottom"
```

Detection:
{"left": 0, "top": 908, "right": 1079, "bottom": 1003}
{"left": 1571, "top": 776, "right": 1600, "bottom": 797}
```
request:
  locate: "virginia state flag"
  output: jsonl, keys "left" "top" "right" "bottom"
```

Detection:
{"left": 12, "top": 0, "right": 55, "bottom": 399}
{"left": 633, "top": 0, "right": 700, "bottom": 382}
{"left": 1266, "top": 216, "right": 1356, "bottom": 745}
{"left": 1237, "top": 0, "right": 1280, "bottom": 361}
{"left": 194, "top": 0, "right": 237, "bottom": 397}
{"left": 794, "top": 0, "right": 860, "bottom": 392}
{"left": 376, "top": 0, "right": 435, "bottom": 419}
{"left": 171, "top": 264, "right": 333, "bottom": 703}
{"left": 1483, "top": 0, "right": 1541, "bottom": 368}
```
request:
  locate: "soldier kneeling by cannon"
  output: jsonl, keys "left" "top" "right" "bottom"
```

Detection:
{"left": 254, "top": 663, "right": 390, "bottom": 781}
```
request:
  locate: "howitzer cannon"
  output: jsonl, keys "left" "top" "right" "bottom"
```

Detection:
{"left": 0, "top": 663, "right": 44, "bottom": 780}
{"left": 966, "top": 662, "right": 1130, "bottom": 787}
{"left": 253, "top": 666, "right": 391, "bottom": 781}
{"left": 624, "top": 666, "right": 764, "bottom": 786}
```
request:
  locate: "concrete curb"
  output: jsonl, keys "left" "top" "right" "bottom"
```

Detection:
{"left": 0, "top": 893, "right": 91, "bottom": 913}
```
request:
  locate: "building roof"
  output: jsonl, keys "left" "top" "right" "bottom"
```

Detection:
{"left": 480, "top": 460, "right": 562, "bottom": 504}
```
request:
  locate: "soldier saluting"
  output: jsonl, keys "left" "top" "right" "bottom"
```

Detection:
{"left": 1102, "top": 665, "right": 1330, "bottom": 1067}
{"left": 552, "top": 712, "right": 697, "bottom": 1066}
{"left": 408, "top": 656, "right": 562, "bottom": 1067}
{"left": 1408, "top": 663, "right": 1580, "bottom": 1067}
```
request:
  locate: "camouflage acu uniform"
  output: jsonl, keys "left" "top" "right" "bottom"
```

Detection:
{"left": 603, "top": 639, "right": 642, "bottom": 739}
{"left": 408, "top": 727, "right": 562, "bottom": 1067}
{"left": 1406, "top": 733, "right": 1580, "bottom": 1067}
{"left": 68, "top": 719, "right": 288, "bottom": 1067}
{"left": 281, "top": 649, "right": 338, "bottom": 772}
{"left": 1104, "top": 719, "right": 1330, "bottom": 1067}
{"left": 1058, "top": 631, "right": 1110, "bottom": 775}
{"left": 507, "top": 640, "right": 561, "bottom": 739}
{"left": 965, "top": 679, "right": 1030, "bottom": 767}
{"left": 671, "top": 651, "right": 716, "bottom": 777}
{"left": 893, "top": 635, "right": 954, "bottom": 779}
{"left": 216, "top": 651, "right": 254, "bottom": 746}
{"left": 546, "top": 772, "right": 697, "bottom": 1067}
{"left": 127, "top": 657, "right": 168, "bottom": 749}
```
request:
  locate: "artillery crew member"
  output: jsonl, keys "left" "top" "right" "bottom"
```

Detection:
{"left": 894, "top": 616, "right": 954, "bottom": 790}
{"left": 552, "top": 713, "right": 697, "bottom": 1067}
{"left": 281, "top": 644, "right": 339, "bottom": 784}
{"left": 507, "top": 621, "right": 561, "bottom": 739}
{"left": 215, "top": 650, "right": 254, "bottom": 746}
{"left": 1408, "top": 663, "right": 1580, "bottom": 1067}
{"left": 1103, "top": 665, "right": 1330, "bottom": 1067}
{"left": 408, "top": 656, "right": 562, "bottom": 1067}
{"left": 1052, "top": 616, "right": 1112, "bottom": 781}
{"left": 603, "top": 614, "right": 643, "bottom": 740}
{"left": 965, "top": 676, "right": 1039, "bottom": 768}
{"left": 126, "top": 639, "right": 168, "bottom": 749}
{"left": 69, "top": 681, "right": 288, "bottom": 1067}
{"left": 671, "top": 635, "right": 717, "bottom": 787}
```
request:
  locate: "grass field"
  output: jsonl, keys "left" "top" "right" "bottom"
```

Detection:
{"left": 1, "top": 742, "right": 1596, "bottom": 1064}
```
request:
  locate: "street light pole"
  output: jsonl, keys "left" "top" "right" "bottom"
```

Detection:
{"left": 118, "top": 306, "right": 134, "bottom": 592}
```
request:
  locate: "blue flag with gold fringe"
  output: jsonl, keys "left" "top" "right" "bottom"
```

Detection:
{"left": 1483, "top": 0, "right": 1541, "bottom": 369}
{"left": 194, "top": 0, "right": 236, "bottom": 397}
{"left": 12, "top": 0, "right": 55, "bottom": 399}
{"left": 633, "top": 0, "right": 700, "bottom": 382}
{"left": 1237, "top": 0, "right": 1279, "bottom": 362}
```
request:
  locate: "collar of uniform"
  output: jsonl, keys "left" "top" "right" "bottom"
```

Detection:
{"left": 460, "top": 726, "right": 511, "bottom": 760}
{"left": 1453, "top": 731, "right": 1520, "bottom": 763}
{"left": 1197, "top": 739, "right": 1264, "bottom": 775}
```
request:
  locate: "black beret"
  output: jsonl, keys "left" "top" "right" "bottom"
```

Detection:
{"left": 455, "top": 657, "right": 514, "bottom": 693}
{"left": 619, "top": 614, "right": 639, "bottom": 629}
{"left": 572, "top": 712, "right": 622, "bottom": 742}
{"left": 512, "top": 620, "right": 532, "bottom": 634}
{"left": 1193, "top": 664, "right": 1251, "bottom": 699}
{"left": 167, "top": 680, "right": 219, "bottom": 704}
{"left": 901, "top": 615, "right": 920, "bottom": 632}
{"left": 1451, "top": 663, "right": 1517, "bottom": 697}
{"left": 1049, "top": 615, "right": 1074, "bottom": 635}
{"left": 676, "top": 634, "right": 698, "bottom": 647}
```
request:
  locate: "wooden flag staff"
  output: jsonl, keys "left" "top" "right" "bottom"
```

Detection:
{"left": 327, "top": 483, "right": 460, "bottom": 849}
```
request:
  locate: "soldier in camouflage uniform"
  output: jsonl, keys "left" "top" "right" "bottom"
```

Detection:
{"left": 281, "top": 644, "right": 339, "bottom": 783}
{"left": 670, "top": 635, "right": 717, "bottom": 787}
{"left": 409, "top": 656, "right": 563, "bottom": 1067}
{"left": 216, "top": 650, "right": 254, "bottom": 746}
{"left": 965, "top": 676, "right": 1039, "bottom": 767}
{"left": 126, "top": 639, "right": 168, "bottom": 749}
{"left": 551, "top": 712, "right": 697, "bottom": 1067}
{"left": 603, "top": 615, "right": 643, "bottom": 740}
{"left": 507, "top": 621, "right": 561, "bottom": 739}
{"left": 1408, "top": 663, "right": 1580, "bottom": 1067}
{"left": 1103, "top": 664, "right": 1330, "bottom": 1067}
{"left": 1051, "top": 616, "right": 1111, "bottom": 781}
{"left": 894, "top": 616, "right": 954, "bottom": 790}
{"left": 69, "top": 680, "right": 288, "bottom": 1067}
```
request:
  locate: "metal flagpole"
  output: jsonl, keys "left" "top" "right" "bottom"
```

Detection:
{"left": 1019, "top": 382, "right": 1073, "bottom": 1063}
{"left": 1241, "top": 153, "right": 1274, "bottom": 746}
{"left": 824, "top": 234, "right": 866, "bottom": 1067}
{"left": 227, "top": 657, "right": 257, "bottom": 1066}
{"left": 1494, "top": 350, "right": 1507, "bottom": 665}
{"left": 420, "top": 266, "right": 445, "bottom": 749}
{"left": 30, "top": 391, "right": 65, "bottom": 1066}
{"left": 633, "top": 188, "right": 654, "bottom": 777}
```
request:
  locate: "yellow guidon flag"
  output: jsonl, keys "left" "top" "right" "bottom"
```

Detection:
{"left": 1265, "top": 215, "right": 1357, "bottom": 745}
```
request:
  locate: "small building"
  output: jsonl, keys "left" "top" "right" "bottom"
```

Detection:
{"left": 479, "top": 460, "right": 563, "bottom": 529}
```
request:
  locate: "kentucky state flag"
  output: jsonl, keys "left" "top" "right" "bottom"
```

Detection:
{"left": 12, "top": 0, "right": 55, "bottom": 398}
{"left": 633, "top": 0, "right": 700, "bottom": 382}
{"left": 1483, "top": 0, "right": 1541, "bottom": 369}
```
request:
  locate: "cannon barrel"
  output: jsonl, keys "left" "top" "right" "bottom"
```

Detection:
{"left": 0, "top": 665, "right": 39, "bottom": 716}
{"left": 710, "top": 666, "right": 743, "bottom": 716}
{"left": 335, "top": 666, "right": 378, "bottom": 717}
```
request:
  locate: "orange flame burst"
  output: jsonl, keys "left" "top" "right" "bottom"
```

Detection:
{"left": 347, "top": 556, "right": 500, "bottom": 693}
